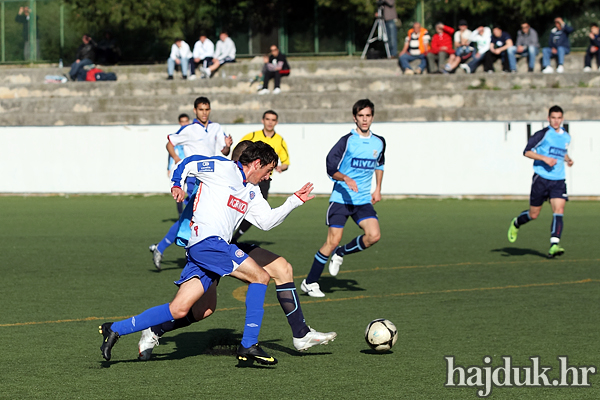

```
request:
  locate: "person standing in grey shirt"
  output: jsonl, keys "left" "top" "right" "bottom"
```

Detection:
{"left": 381, "top": 0, "right": 399, "bottom": 57}
{"left": 516, "top": 22, "right": 539, "bottom": 72}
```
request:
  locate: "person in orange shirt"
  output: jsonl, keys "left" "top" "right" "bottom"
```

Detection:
{"left": 398, "top": 22, "right": 430, "bottom": 75}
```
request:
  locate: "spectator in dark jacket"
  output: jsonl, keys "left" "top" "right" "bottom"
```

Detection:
{"left": 69, "top": 34, "right": 97, "bottom": 81}
{"left": 484, "top": 26, "right": 516, "bottom": 73}
{"left": 427, "top": 23, "right": 454, "bottom": 73}
{"left": 257, "top": 45, "right": 290, "bottom": 95}
{"left": 542, "top": 17, "right": 574, "bottom": 74}
{"left": 584, "top": 23, "right": 600, "bottom": 72}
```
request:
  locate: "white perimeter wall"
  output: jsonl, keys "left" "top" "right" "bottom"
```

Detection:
{"left": 1, "top": 121, "right": 598, "bottom": 195}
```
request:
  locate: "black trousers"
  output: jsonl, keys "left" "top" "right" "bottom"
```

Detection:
{"left": 584, "top": 47, "right": 600, "bottom": 68}
{"left": 483, "top": 51, "right": 509, "bottom": 72}
{"left": 262, "top": 69, "right": 290, "bottom": 89}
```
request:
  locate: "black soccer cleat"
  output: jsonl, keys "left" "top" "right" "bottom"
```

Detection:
{"left": 99, "top": 322, "right": 120, "bottom": 361}
{"left": 236, "top": 343, "right": 278, "bottom": 365}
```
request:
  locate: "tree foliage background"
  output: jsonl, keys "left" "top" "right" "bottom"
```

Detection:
{"left": 4, "top": 0, "right": 597, "bottom": 63}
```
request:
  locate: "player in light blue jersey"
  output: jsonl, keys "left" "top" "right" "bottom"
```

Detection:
{"left": 507, "top": 105, "right": 574, "bottom": 258}
{"left": 302, "top": 99, "right": 386, "bottom": 297}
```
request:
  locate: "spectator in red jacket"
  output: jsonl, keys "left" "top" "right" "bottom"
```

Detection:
{"left": 427, "top": 23, "right": 455, "bottom": 73}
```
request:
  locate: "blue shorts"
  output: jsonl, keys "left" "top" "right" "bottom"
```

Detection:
{"left": 530, "top": 174, "right": 568, "bottom": 207}
{"left": 174, "top": 236, "right": 249, "bottom": 290}
{"left": 326, "top": 202, "right": 378, "bottom": 228}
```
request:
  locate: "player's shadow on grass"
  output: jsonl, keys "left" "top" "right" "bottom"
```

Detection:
{"left": 148, "top": 257, "right": 187, "bottom": 273}
{"left": 491, "top": 247, "right": 547, "bottom": 258}
{"left": 161, "top": 217, "right": 179, "bottom": 223}
{"left": 236, "top": 239, "right": 275, "bottom": 247}
{"left": 360, "top": 349, "right": 394, "bottom": 355}
{"left": 318, "top": 276, "right": 365, "bottom": 294}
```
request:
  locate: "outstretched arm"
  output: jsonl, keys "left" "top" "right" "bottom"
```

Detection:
{"left": 244, "top": 182, "right": 314, "bottom": 230}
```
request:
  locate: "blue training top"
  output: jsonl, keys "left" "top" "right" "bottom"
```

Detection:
{"left": 327, "top": 129, "right": 386, "bottom": 205}
{"left": 524, "top": 126, "right": 571, "bottom": 181}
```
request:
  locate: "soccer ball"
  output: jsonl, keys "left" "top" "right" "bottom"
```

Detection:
{"left": 365, "top": 319, "right": 398, "bottom": 352}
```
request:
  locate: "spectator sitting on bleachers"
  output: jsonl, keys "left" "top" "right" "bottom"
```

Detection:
{"left": 442, "top": 19, "right": 472, "bottom": 73}
{"left": 202, "top": 31, "right": 236, "bottom": 78}
{"left": 398, "top": 21, "right": 430, "bottom": 75}
{"left": 515, "top": 22, "right": 539, "bottom": 72}
{"left": 69, "top": 34, "right": 96, "bottom": 81}
{"left": 542, "top": 17, "right": 574, "bottom": 74}
{"left": 460, "top": 26, "right": 492, "bottom": 74}
{"left": 189, "top": 34, "right": 214, "bottom": 80}
{"left": 583, "top": 23, "right": 600, "bottom": 72}
{"left": 167, "top": 38, "right": 192, "bottom": 80}
{"left": 427, "top": 22, "right": 454, "bottom": 74}
{"left": 257, "top": 45, "right": 290, "bottom": 95}
{"left": 484, "top": 25, "right": 516, "bottom": 73}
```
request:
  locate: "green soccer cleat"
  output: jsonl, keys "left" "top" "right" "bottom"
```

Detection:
{"left": 507, "top": 218, "right": 519, "bottom": 243}
{"left": 548, "top": 244, "right": 565, "bottom": 258}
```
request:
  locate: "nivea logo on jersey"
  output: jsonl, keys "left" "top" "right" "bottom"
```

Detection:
{"left": 197, "top": 161, "right": 215, "bottom": 172}
{"left": 227, "top": 195, "right": 248, "bottom": 213}
{"left": 351, "top": 157, "right": 376, "bottom": 169}
{"left": 549, "top": 147, "right": 567, "bottom": 157}
{"left": 249, "top": 191, "right": 255, "bottom": 200}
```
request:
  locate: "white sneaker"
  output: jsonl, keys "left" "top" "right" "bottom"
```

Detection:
{"left": 152, "top": 247, "right": 162, "bottom": 271}
{"left": 459, "top": 63, "right": 471, "bottom": 74}
{"left": 556, "top": 65, "right": 564, "bottom": 73}
{"left": 272, "top": 87, "right": 281, "bottom": 94}
{"left": 293, "top": 327, "right": 337, "bottom": 351}
{"left": 202, "top": 67, "right": 212, "bottom": 77}
{"left": 257, "top": 88, "right": 269, "bottom": 95}
{"left": 300, "top": 279, "right": 325, "bottom": 297}
{"left": 542, "top": 66, "right": 554, "bottom": 74}
{"left": 583, "top": 66, "right": 592, "bottom": 72}
{"left": 188, "top": 74, "right": 197, "bottom": 81}
{"left": 138, "top": 328, "right": 160, "bottom": 361}
{"left": 328, "top": 250, "right": 343, "bottom": 276}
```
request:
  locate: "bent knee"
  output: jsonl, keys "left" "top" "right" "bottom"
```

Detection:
{"left": 365, "top": 233, "right": 381, "bottom": 246}
{"left": 169, "top": 305, "right": 190, "bottom": 320}
{"left": 255, "top": 269, "right": 271, "bottom": 285}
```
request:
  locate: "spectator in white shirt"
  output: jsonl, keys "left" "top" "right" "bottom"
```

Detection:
{"left": 167, "top": 38, "right": 192, "bottom": 80}
{"left": 459, "top": 26, "right": 491, "bottom": 74}
{"left": 189, "top": 34, "right": 214, "bottom": 80}
{"left": 202, "top": 32, "right": 236, "bottom": 77}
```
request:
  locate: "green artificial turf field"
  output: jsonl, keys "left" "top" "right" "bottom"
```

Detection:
{"left": 1, "top": 195, "right": 599, "bottom": 399}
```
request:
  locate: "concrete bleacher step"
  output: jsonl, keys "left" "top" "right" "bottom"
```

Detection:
{"left": 0, "top": 54, "right": 598, "bottom": 125}
{"left": 1, "top": 72, "right": 600, "bottom": 99}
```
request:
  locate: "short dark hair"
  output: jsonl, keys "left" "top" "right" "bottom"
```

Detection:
{"left": 194, "top": 97, "right": 210, "bottom": 108}
{"left": 174, "top": 37, "right": 182, "bottom": 42}
{"left": 238, "top": 141, "right": 279, "bottom": 168}
{"left": 231, "top": 140, "right": 253, "bottom": 162}
{"left": 591, "top": 23, "right": 599, "bottom": 29}
{"left": 178, "top": 113, "right": 190, "bottom": 121}
{"left": 352, "top": 99, "right": 375, "bottom": 117}
{"left": 549, "top": 105, "right": 564, "bottom": 116}
{"left": 262, "top": 110, "right": 278, "bottom": 120}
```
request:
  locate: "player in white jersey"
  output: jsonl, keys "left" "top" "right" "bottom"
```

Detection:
{"left": 137, "top": 141, "right": 336, "bottom": 361}
{"left": 100, "top": 142, "right": 314, "bottom": 365}
{"left": 149, "top": 96, "right": 234, "bottom": 270}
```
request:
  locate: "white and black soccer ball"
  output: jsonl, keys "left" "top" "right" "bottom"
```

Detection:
{"left": 365, "top": 318, "right": 398, "bottom": 352}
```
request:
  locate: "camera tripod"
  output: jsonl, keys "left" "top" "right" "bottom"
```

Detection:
{"left": 361, "top": 5, "right": 391, "bottom": 59}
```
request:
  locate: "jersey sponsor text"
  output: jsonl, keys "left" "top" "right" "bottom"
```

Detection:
{"left": 227, "top": 195, "right": 248, "bottom": 213}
